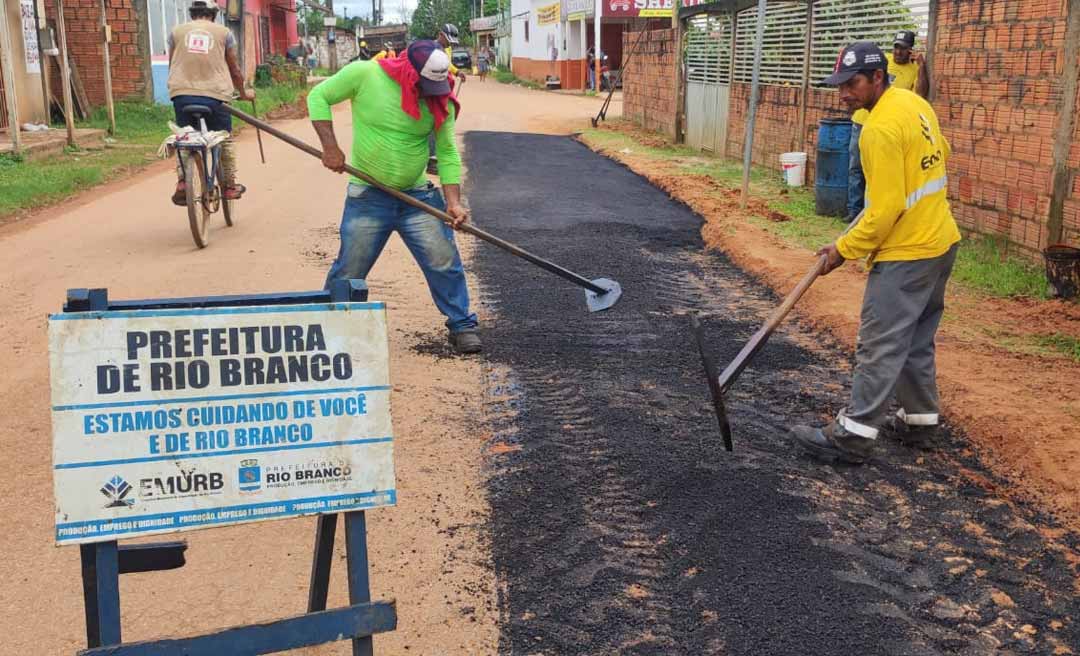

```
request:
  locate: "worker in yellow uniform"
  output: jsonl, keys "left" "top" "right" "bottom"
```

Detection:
{"left": 847, "top": 31, "right": 930, "bottom": 223}
{"left": 429, "top": 23, "right": 466, "bottom": 174}
{"left": 791, "top": 42, "right": 960, "bottom": 464}
{"left": 372, "top": 42, "right": 396, "bottom": 60}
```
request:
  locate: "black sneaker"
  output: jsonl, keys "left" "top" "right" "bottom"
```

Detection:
{"left": 448, "top": 330, "right": 482, "bottom": 354}
{"left": 881, "top": 414, "right": 939, "bottom": 449}
{"left": 791, "top": 421, "right": 875, "bottom": 464}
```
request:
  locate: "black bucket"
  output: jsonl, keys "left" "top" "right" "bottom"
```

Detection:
{"left": 1044, "top": 244, "right": 1080, "bottom": 299}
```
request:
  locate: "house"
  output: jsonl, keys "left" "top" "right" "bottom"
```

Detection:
{"left": 510, "top": 0, "right": 668, "bottom": 90}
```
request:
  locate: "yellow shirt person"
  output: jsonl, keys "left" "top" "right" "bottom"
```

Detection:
{"left": 853, "top": 53, "right": 920, "bottom": 124}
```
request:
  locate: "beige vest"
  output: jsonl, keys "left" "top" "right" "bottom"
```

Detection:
{"left": 167, "top": 20, "right": 234, "bottom": 101}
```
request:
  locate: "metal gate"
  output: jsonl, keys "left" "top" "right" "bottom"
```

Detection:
{"left": 684, "top": 13, "right": 733, "bottom": 155}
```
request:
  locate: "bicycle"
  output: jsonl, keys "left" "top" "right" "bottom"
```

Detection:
{"left": 173, "top": 104, "right": 236, "bottom": 248}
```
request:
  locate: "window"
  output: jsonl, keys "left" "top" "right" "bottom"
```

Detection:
{"left": 810, "top": 0, "right": 932, "bottom": 83}
{"left": 733, "top": 2, "right": 808, "bottom": 85}
{"left": 685, "top": 13, "right": 733, "bottom": 85}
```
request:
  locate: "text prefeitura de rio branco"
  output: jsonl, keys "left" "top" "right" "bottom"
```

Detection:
{"left": 96, "top": 324, "right": 352, "bottom": 394}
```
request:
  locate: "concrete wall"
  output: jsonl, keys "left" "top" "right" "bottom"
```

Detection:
{"left": 3, "top": 0, "right": 48, "bottom": 124}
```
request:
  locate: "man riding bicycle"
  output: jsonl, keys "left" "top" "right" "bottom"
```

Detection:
{"left": 167, "top": 0, "right": 253, "bottom": 205}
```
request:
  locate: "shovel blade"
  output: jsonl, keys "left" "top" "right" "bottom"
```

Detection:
{"left": 585, "top": 278, "right": 622, "bottom": 312}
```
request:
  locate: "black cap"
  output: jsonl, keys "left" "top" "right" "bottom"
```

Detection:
{"left": 893, "top": 30, "right": 916, "bottom": 48}
{"left": 822, "top": 42, "right": 887, "bottom": 86}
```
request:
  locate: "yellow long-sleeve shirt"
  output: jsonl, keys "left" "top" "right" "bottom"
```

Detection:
{"left": 446, "top": 46, "right": 459, "bottom": 76}
{"left": 837, "top": 87, "right": 961, "bottom": 263}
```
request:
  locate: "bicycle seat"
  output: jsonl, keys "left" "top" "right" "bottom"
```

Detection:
{"left": 181, "top": 104, "right": 213, "bottom": 117}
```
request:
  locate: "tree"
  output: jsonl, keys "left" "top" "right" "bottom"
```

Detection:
{"left": 410, "top": 0, "right": 471, "bottom": 40}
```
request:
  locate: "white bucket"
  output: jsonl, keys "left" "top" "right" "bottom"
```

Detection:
{"left": 780, "top": 152, "right": 807, "bottom": 187}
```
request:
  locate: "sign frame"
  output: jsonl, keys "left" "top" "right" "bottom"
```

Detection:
{"left": 61, "top": 282, "right": 397, "bottom": 656}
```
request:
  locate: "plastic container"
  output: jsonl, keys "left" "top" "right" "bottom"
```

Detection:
{"left": 815, "top": 117, "right": 853, "bottom": 217}
{"left": 780, "top": 152, "right": 807, "bottom": 187}
{"left": 1044, "top": 244, "right": 1080, "bottom": 299}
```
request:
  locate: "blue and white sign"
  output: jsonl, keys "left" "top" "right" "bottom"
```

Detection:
{"left": 48, "top": 303, "right": 396, "bottom": 546}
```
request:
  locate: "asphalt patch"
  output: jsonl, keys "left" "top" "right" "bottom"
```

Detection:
{"left": 464, "top": 131, "right": 1080, "bottom": 655}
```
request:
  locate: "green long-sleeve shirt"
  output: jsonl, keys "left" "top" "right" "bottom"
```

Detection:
{"left": 307, "top": 60, "right": 461, "bottom": 189}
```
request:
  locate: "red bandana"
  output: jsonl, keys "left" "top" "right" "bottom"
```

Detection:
{"left": 378, "top": 52, "right": 461, "bottom": 131}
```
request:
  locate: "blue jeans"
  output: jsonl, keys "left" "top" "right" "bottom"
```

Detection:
{"left": 172, "top": 95, "right": 232, "bottom": 132}
{"left": 324, "top": 183, "right": 478, "bottom": 333}
{"left": 848, "top": 122, "right": 865, "bottom": 221}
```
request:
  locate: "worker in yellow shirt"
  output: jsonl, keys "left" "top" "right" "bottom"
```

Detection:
{"left": 791, "top": 42, "right": 961, "bottom": 464}
{"left": 848, "top": 31, "right": 930, "bottom": 223}
{"left": 372, "top": 42, "right": 396, "bottom": 60}
{"left": 429, "top": 23, "right": 466, "bottom": 174}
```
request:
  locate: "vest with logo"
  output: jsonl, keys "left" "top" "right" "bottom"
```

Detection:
{"left": 168, "top": 20, "right": 234, "bottom": 101}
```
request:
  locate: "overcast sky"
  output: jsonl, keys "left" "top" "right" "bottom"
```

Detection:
{"left": 334, "top": 0, "right": 417, "bottom": 24}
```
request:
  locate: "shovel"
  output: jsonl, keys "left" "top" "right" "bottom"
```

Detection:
{"left": 694, "top": 209, "right": 867, "bottom": 447}
{"left": 223, "top": 105, "right": 623, "bottom": 312}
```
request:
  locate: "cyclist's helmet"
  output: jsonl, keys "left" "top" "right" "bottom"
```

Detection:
{"left": 440, "top": 23, "right": 460, "bottom": 44}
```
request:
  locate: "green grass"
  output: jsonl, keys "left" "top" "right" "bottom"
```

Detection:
{"left": 1033, "top": 333, "right": 1080, "bottom": 362}
{"left": 951, "top": 235, "right": 1050, "bottom": 299}
{"left": 493, "top": 69, "right": 542, "bottom": 90}
{"left": 0, "top": 84, "right": 308, "bottom": 220}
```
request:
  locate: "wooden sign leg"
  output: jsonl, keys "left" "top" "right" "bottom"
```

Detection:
{"left": 307, "top": 514, "right": 338, "bottom": 612}
{"left": 80, "top": 541, "right": 122, "bottom": 648}
{"left": 345, "top": 511, "right": 373, "bottom": 656}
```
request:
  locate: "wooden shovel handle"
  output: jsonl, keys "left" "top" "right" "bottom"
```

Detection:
{"left": 717, "top": 254, "right": 828, "bottom": 392}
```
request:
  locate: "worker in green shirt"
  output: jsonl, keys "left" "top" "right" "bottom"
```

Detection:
{"left": 307, "top": 40, "right": 481, "bottom": 354}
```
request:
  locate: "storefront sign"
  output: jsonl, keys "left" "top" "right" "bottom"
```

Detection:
{"left": 536, "top": 2, "right": 561, "bottom": 26}
{"left": 605, "top": 0, "right": 673, "bottom": 18}
{"left": 561, "top": 0, "right": 593, "bottom": 21}
{"left": 49, "top": 303, "right": 396, "bottom": 545}
{"left": 21, "top": 0, "right": 40, "bottom": 74}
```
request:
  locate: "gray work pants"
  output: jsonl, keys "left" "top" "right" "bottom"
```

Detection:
{"left": 839, "top": 244, "right": 958, "bottom": 439}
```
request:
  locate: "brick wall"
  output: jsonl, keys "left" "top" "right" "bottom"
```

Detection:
{"left": 620, "top": 28, "right": 676, "bottom": 141}
{"left": 44, "top": 0, "right": 151, "bottom": 106}
{"left": 934, "top": 0, "right": 1068, "bottom": 251}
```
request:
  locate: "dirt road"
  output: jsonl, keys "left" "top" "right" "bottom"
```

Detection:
{"left": 0, "top": 81, "right": 605, "bottom": 653}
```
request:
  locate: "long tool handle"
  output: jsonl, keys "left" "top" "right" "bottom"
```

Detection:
{"left": 251, "top": 99, "right": 266, "bottom": 164}
{"left": 717, "top": 254, "right": 828, "bottom": 392}
{"left": 224, "top": 105, "right": 609, "bottom": 296}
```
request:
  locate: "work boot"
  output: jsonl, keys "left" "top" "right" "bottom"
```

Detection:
{"left": 881, "top": 413, "right": 940, "bottom": 449}
{"left": 448, "top": 329, "right": 482, "bottom": 354}
{"left": 790, "top": 421, "right": 875, "bottom": 464}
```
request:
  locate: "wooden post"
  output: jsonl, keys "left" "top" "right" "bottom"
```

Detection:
{"left": 99, "top": 0, "right": 116, "bottom": 134}
{"left": 670, "top": 3, "right": 682, "bottom": 142}
{"left": 924, "top": 0, "right": 939, "bottom": 103}
{"left": 33, "top": 0, "right": 53, "bottom": 125}
{"left": 0, "top": 0, "right": 23, "bottom": 152}
{"left": 740, "top": 0, "right": 767, "bottom": 209}
{"left": 795, "top": 1, "right": 813, "bottom": 154}
{"left": 723, "top": 9, "right": 737, "bottom": 158}
{"left": 1047, "top": 0, "right": 1080, "bottom": 247}
{"left": 56, "top": 0, "right": 77, "bottom": 146}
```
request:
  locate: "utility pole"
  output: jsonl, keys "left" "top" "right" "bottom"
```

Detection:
{"left": 98, "top": 0, "right": 116, "bottom": 134}
{"left": 326, "top": 0, "right": 337, "bottom": 71}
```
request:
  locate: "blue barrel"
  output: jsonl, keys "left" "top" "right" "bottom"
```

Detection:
{"left": 815, "top": 118, "right": 853, "bottom": 217}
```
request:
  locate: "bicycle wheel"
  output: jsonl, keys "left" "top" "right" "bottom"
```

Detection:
{"left": 220, "top": 176, "right": 236, "bottom": 227}
{"left": 183, "top": 150, "right": 210, "bottom": 248}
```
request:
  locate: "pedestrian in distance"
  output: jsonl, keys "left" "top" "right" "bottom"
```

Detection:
{"left": 791, "top": 42, "right": 961, "bottom": 464}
